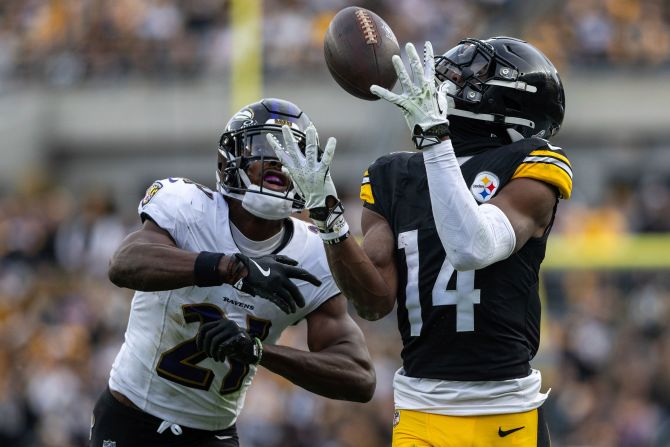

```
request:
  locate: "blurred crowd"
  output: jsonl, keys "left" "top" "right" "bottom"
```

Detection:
{"left": 2, "top": 0, "right": 670, "bottom": 446}
{"left": 0, "top": 173, "right": 668, "bottom": 446}
{"left": 0, "top": 0, "right": 669, "bottom": 88}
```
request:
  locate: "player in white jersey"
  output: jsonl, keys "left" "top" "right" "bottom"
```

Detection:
{"left": 90, "top": 98, "right": 375, "bottom": 447}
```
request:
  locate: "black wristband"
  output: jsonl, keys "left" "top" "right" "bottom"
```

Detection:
{"left": 194, "top": 251, "right": 225, "bottom": 287}
{"left": 412, "top": 123, "right": 451, "bottom": 149}
{"left": 424, "top": 123, "right": 451, "bottom": 138}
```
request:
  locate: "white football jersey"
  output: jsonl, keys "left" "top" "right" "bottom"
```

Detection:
{"left": 109, "top": 178, "right": 339, "bottom": 430}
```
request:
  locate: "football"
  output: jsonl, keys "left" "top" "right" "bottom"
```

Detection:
{"left": 323, "top": 6, "right": 400, "bottom": 101}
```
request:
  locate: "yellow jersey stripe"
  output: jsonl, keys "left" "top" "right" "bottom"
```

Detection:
{"left": 512, "top": 162, "right": 573, "bottom": 199}
{"left": 360, "top": 183, "right": 375, "bottom": 204}
{"left": 522, "top": 156, "right": 573, "bottom": 179}
{"left": 528, "top": 149, "right": 571, "bottom": 167}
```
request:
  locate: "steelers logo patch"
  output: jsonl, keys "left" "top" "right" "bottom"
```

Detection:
{"left": 141, "top": 181, "right": 163, "bottom": 206}
{"left": 471, "top": 171, "right": 499, "bottom": 203}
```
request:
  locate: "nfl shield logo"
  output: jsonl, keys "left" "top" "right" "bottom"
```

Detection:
{"left": 102, "top": 441, "right": 116, "bottom": 447}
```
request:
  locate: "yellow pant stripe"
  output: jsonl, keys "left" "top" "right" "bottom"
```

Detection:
{"left": 393, "top": 409, "right": 540, "bottom": 447}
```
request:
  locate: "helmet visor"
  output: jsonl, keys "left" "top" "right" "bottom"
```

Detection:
{"left": 435, "top": 39, "right": 497, "bottom": 87}
{"left": 244, "top": 130, "right": 285, "bottom": 158}
{"left": 224, "top": 125, "right": 307, "bottom": 160}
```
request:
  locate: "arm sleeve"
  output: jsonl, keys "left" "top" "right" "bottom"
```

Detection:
{"left": 422, "top": 140, "right": 516, "bottom": 271}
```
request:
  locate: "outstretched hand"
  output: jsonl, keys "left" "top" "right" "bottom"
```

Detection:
{"left": 268, "top": 125, "right": 350, "bottom": 242}
{"left": 234, "top": 253, "right": 321, "bottom": 313}
{"left": 370, "top": 41, "right": 450, "bottom": 148}
{"left": 267, "top": 124, "right": 339, "bottom": 211}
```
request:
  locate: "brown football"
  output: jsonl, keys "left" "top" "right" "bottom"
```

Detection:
{"left": 323, "top": 6, "right": 400, "bottom": 101}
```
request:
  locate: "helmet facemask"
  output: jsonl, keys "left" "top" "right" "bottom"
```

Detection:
{"left": 436, "top": 39, "right": 506, "bottom": 104}
{"left": 218, "top": 123, "right": 308, "bottom": 220}
{"left": 435, "top": 37, "right": 561, "bottom": 142}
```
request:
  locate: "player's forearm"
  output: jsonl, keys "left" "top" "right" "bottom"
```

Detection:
{"left": 423, "top": 139, "right": 516, "bottom": 271}
{"left": 260, "top": 343, "right": 375, "bottom": 402}
{"left": 108, "top": 242, "right": 239, "bottom": 292}
{"left": 108, "top": 241, "right": 200, "bottom": 291}
{"left": 325, "top": 237, "right": 395, "bottom": 320}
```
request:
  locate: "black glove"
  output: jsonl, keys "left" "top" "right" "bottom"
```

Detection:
{"left": 233, "top": 253, "right": 322, "bottom": 314}
{"left": 196, "top": 318, "right": 262, "bottom": 365}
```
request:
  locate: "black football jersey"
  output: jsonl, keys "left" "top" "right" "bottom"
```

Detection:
{"left": 360, "top": 138, "right": 573, "bottom": 381}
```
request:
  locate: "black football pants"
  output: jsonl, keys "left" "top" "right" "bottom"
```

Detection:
{"left": 90, "top": 387, "right": 239, "bottom": 447}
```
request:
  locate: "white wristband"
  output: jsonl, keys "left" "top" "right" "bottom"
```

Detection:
{"left": 312, "top": 215, "right": 350, "bottom": 243}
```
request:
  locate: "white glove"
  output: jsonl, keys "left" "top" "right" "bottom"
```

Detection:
{"left": 266, "top": 124, "right": 337, "bottom": 210}
{"left": 370, "top": 41, "right": 450, "bottom": 149}
{"left": 267, "top": 125, "right": 350, "bottom": 243}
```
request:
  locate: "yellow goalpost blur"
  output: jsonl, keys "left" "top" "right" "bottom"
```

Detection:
{"left": 539, "top": 234, "right": 670, "bottom": 355}
{"left": 230, "top": 0, "right": 263, "bottom": 115}
{"left": 544, "top": 234, "right": 670, "bottom": 270}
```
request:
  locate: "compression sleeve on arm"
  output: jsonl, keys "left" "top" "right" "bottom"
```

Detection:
{"left": 422, "top": 139, "right": 516, "bottom": 271}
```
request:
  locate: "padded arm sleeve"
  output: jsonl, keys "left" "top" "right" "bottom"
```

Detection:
{"left": 422, "top": 140, "right": 516, "bottom": 271}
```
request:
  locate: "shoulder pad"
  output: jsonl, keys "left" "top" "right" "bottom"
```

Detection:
{"left": 138, "top": 177, "right": 216, "bottom": 227}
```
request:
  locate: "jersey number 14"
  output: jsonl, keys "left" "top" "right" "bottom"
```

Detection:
{"left": 399, "top": 229, "right": 481, "bottom": 336}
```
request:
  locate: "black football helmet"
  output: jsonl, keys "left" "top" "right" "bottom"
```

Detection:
{"left": 217, "top": 98, "right": 313, "bottom": 212}
{"left": 435, "top": 36, "right": 565, "bottom": 141}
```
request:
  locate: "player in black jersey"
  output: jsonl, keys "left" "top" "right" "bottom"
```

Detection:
{"left": 269, "top": 37, "right": 571, "bottom": 446}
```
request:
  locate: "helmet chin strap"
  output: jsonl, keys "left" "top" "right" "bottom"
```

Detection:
{"left": 506, "top": 128, "right": 525, "bottom": 142}
{"left": 241, "top": 187, "right": 294, "bottom": 220}
{"left": 237, "top": 169, "right": 294, "bottom": 220}
{"left": 448, "top": 107, "right": 535, "bottom": 129}
{"left": 442, "top": 80, "right": 537, "bottom": 135}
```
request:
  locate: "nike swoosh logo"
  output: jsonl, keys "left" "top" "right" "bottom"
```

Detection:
{"left": 498, "top": 426, "right": 525, "bottom": 437}
{"left": 215, "top": 435, "right": 232, "bottom": 440}
{"left": 250, "top": 259, "right": 270, "bottom": 277}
